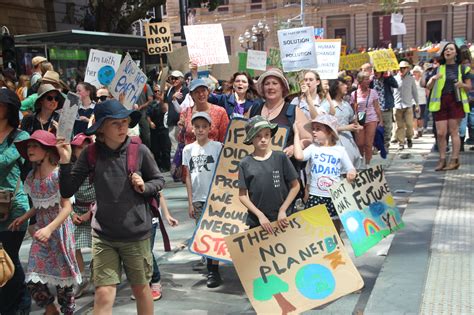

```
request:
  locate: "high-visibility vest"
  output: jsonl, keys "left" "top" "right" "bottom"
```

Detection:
{"left": 428, "top": 64, "right": 470, "bottom": 113}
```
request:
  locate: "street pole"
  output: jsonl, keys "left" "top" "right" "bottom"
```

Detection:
{"left": 179, "top": 0, "right": 187, "bottom": 46}
{"left": 301, "top": 0, "right": 305, "bottom": 26}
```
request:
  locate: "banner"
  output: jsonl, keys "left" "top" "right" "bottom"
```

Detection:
{"left": 109, "top": 53, "right": 147, "bottom": 109}
{"left": 329, "top": 166, "right": 405, "bottom": 256}
{"left": 277, "top": 26, "right": 317, "bottom": 72}
{"left": 339, "top": 53, "right": 370, "bottom": 71}
{"left": 184, "top": 24, "right": 229, "bottom": 66}
{"left": 225, "top": 205, "right": 364, "bottom": 314}
{"left": 144, "top": 22, "right": 172, "bottom": 55}
{"left": 56, "top": 92, "right": 80, "bottom": 142}
{"left": 246, "top": 49, "right": 267, "bottom": 71}
{"left": 84, "top": 49, "right": 122, "bottom": 88}
{"left": 369, "top": 49, "right": 399, "bottom": 72}
{"left": 189, "top": 118, "right": 288, "bottom": 262}
{"left": 314, "top": 39, "right": 341, "bottom": 79}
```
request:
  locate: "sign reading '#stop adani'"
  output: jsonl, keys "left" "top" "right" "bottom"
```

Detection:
{"left": 278, "top": 26, "right": 317, "bottom": 72}
{"left": 144, "top": 22, "right": 172, "bottom": 55}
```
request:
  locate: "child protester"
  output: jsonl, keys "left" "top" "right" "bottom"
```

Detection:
{"left": 238, "top": 115, "right": 300, "bottom": 234}
{"left": 69, "top": 133, "right": 95, "bottom": 299}
{"left": 182, "top": 112, "right": 223, "bottom": 288}
{"left": 293, "top": 114, "right": 356, "bottom": 232}
{"left": 56, "top": 100, "right": 165, "bottom": 315}
{"left": 10, "top": 130, "right": 81, "bottom": 315}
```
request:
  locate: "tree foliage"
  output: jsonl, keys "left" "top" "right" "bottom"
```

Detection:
{"left": 380, "top": 0, "right": 399, "bottom": 14}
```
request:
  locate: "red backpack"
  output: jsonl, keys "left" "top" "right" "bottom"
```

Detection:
{"left": 87, "top": 136, "right": 171, "bottom": 251}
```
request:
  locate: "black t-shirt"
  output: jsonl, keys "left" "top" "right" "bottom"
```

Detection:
{"left": 165, "top": 86, "right": 189, "bottom": 127}
{"left": 146, "top": 100, "right": 167, "bottom": 130}
{"left": 443, "top": 64, "right": 469, "bottom": 95}
{"left": 238, "top": 150, "right": 298, "bottom": 227}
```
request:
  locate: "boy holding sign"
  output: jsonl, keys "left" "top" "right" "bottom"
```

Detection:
{"left": 238, "top": 116, "right": 300, "bottom": 234}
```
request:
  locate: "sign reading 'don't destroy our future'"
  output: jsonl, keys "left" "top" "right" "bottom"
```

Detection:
{"left": 329, "top": 166, "right": 405, "bottom": 257}
{"left": 144, "top": 22, "right": 172, "bottom": 55}
{"left": 314, "top": 39, "right": 341, "bottom": 79}
{"left": 109, "top": 53, "right": 147, "bottom": 109}
{"left": 368, "top": 49, "right": 400, "bottom": 72}
{"left": 189, "top": 118, "right": 288, "bottom": 262}
{"left": 278, "top": 26, "right": 317, "bottom": 72}
{"left": 184, "top": 24, "right": 229, "bottom": 67}
{"left": 84, "top": 49, "right": 122, "bottom": 88}
{"left": 225, "top": 205, "right": 364, "bottom": 314}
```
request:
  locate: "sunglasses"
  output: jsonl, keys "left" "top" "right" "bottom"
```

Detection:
{"left": 170, "top": 77, "right": 178, "bottom": 81}
{"left": 98, "top": 95, "right": 108, "bottom": 102}
{"left": 45, "top": 95, "right": 61, "bottom": 102}
{"left": 154, "top": 90, "right": 160, "bottom": 93}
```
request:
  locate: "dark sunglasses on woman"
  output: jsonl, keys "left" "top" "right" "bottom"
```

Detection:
{"left": 98, "top": 95, "right": 108, "bottom": 102}
{"left": 46, "top": 95, "right": 61, "bottom": 102}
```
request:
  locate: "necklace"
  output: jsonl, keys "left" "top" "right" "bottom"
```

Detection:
{"left": 264, "top": 101, "right": 284, "bottom": 118}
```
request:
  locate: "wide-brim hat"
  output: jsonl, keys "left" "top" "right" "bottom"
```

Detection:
{"left": 32, "top": 56, "right": 47, "bottom": 67}
{"left": 170, "top": 70, "right": 184, "bottom": 78}
{"left": 256, "top": 68, "right": 290, "bottom": 98}
{"left": 71, "top": 133, "right": 94, "bottom": 147}
{"left": 312, "top": 114, "right": 339, "bottom": 140}
{"left": 399, "top": 60, "right": 411, "bottom": 68}
{"left": 15, "top": 130, "right": 58, "bottom": 160}
{"left": 41, "top": 71, "right": 60, "bottom": 85}
{"left": 0, "top": 88, "right": 21, "bottom": 110}
{"left": 85, "top": 99, "right": 141, "bottom": 136}
{"left": 34, "top": 83, "right": 65, "bottom": 112}
{"left": 243, "top": 115, "right": 278, "bottom": 145}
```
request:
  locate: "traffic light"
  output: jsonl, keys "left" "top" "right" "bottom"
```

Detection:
{"left": 1, "top": 34, "right": 16, "bottom": 71}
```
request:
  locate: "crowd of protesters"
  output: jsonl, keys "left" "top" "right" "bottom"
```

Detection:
{"left": 0, "top": 41, "right": 472, "bottom": 314}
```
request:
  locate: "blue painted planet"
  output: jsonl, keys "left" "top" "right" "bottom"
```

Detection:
{"left": 98, "top": 65, "right": 115, "bottom": 85}
{"left": 295, "top": 264, "right": 335, "bottom": 300}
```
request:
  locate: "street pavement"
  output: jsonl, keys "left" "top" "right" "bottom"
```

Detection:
{"left": 24, "top": 130, "right": 473, "bottom": 314}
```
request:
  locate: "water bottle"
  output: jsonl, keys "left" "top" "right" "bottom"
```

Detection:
{"left": 454, "top": 79, "right": 462, "bottom": 102}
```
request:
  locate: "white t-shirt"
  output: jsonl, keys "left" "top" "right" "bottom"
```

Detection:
{"left": 303, "top": 144, "right": 354, "bottom": 197}
{"left": 182, "top": 140, "right": 223, "bottom": 202}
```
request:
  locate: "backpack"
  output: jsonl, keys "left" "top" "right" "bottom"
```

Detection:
{"left": 7, "top": 129, "right": 29, "bottom": 182}
{"left": 86, "top": 136, "right": 171, "bottom": 251}
{"left": 249, "top": 101, "right": 296, "bottom": 126}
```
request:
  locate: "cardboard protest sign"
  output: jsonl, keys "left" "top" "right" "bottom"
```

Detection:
{"left": 189, "top": 118, "right": 288, "bottom": 262}
{"left": 329, "top": 166, "right": 405, "bottom": 257}
{"left": 247, "top": 49, "right": 267, "bottom": 71}
{"left": 267, "top": 47, "right": 283, "bottom": 69}
{"left": 213, "top": 55, "right": 239, "bottom": 80}
{"left": 144, "top": 22, "right": 172, "bottom": 55}
{"left": 109, "top": 53, "right": 147, "bottom": 109}
{"left": 56, "top": 92, "right": 80, "bottom": 142}
{"left": 84, "top": 49, "right": 122, "bottom": 88}
{"left": 339, "top": 53, "right": 370, "bottom": 71}
{"left": 225, "top": 205, "right": 364, "bottom": 314}
{"left": 167, "top": 46, "right": 190, "bottom": 74}
{"left": 277, "top": 26, "right": 317, "bottom": 72}
{"left": 314, "top": 39, "right": 341, "bottom": 79}
{"left": 184, "top": 24, "right": 229, "bottom": 66}
{"left": 369, "top": 49, "right": 399, "bottom": 72}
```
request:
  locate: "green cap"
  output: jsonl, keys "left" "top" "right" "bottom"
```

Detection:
{"left": 243, "top": 115, "right": 278, "bottom": 145}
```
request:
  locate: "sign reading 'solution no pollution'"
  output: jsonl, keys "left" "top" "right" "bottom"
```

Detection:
{"left": 277, "top": 26, "right": 317, "bottom": 72}
{"left": 144, "top": 22, "right": 172, "bottom": 55}
{"left": 329, "top": 166, "right": 405, "bottom": 256}
{"left": 84, "top": 49, "right": 122, "bottom": 88}
{"left": 184, "top": 24, "right": 229, "bottom": 66}
{"left": 369, "top": 49, "right": 400, "bottom": 72}
{"left": 314, "top": 39, "right": 342, "bottom": 79}
{"left": 225, "top": 205, "right": 364, "bottom": 314}
{"left": 189, "top": 118, "right": 288, "bottom": 262}
{"left": 56, "top": 92, "right": 80, "bottom": 142}
{"left": 109, "top": 53, "right": 147, "bottom": 109}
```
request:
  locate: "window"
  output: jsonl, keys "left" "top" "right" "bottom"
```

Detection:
{"left": 224, "top": 35, "right": 232, "bottom": 55}
{"left": 426, "top": 20, "right": 442, "bottom": 43}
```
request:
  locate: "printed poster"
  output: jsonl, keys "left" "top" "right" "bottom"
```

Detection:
{"left": 184, "top": 24, "right": 229, "bottom": 66}
{"left": 84, "top": 49, "right": 122, "bottom": 88}
{"left": 314, "top": 39, "right": 341, "bottom": 79}
{"left": 314, "top": 28, "right": 325, "bottom": 39}
{"left": 189, "top": 118, "right": 288, "bottom": 262}
{"left": 277, "top": 26, "right": 317, "bottom": 72}
{"left": 369, "top": 49, "right": 399, "bottom": 72}
{"left": 225, "top": 205, "right": 364, "bottom": 314}
{"left": 329, "top": 166, "right": 405, "bottom": 256}
{"left": 56, "top": 92, "right": 80, "bottom": 142}
{"left": 246, "top": 49, "right": 267, "bottom": 71}
{"left": 109, "top": 53, "right": 147, "bottom": 109}
{"left": 144, "top": 22, "right": 172, "bottom": 55}
{"left": 339, "top": 53, "right": 370, "bottom": 71}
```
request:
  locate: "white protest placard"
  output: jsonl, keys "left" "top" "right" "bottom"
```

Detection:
{"left": 84, "top": 49, "right": 122, "bottom": 88}
{"left": 277, "top": 26, "right": 317, "bottom": 72}
{"left": 56, "top": 92, "right": 80, "bottom": 142}
{"left": 109, "top": 53, "right": 147, "bottom": 109}
{"left": 314, "top": 39, "right": 342, "bottom": 79}
{"left": 246, "top": 50, "right": 267, "bottom": 71}
{"left": 184, "top": 24, "right": 229, "bottom": 66}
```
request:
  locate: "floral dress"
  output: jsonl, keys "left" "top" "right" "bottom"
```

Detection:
{"left": 24, "top": 168, "right": 81, "bottom": 287}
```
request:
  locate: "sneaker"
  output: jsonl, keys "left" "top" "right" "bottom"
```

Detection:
{"left": 407, "top": 139, "right": 413, "bottom": 148}
{"left": 399, "top": 144, "right": 404, "bottom": 150}
{"left": 151, "top": 282, "right": 162, "bottom": 301}
{"left": 391, "top": 139, "right": 398, "bottom": 144}
{"left": 75, "top": 279, "right": 90, "bottom": 299}
{"left": 206, "top": 271, "right": 222, "bottom": 288}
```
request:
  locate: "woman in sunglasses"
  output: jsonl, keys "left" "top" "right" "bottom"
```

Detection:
{"left": 74, "top": 82, "right": 96, "bottom": 136}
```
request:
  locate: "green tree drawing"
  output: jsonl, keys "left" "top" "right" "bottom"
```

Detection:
{"left": 253, "top": 275, "right": 297, "bottom": 315}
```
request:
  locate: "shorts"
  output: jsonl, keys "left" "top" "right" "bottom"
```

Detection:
{"left": 193, "top": 201, "right": 205, "bottom": 224}
{"left": 92, "top": 236, "right": 152, "bottom": 286}
{"left": 434, "top": 93, "right": 466, "bottom": 122}
{"left": 305, "top": 195, "right": 338, "bottom": 219}
{"left": 414, "top": 104, "right": 426, "bottom": 119}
